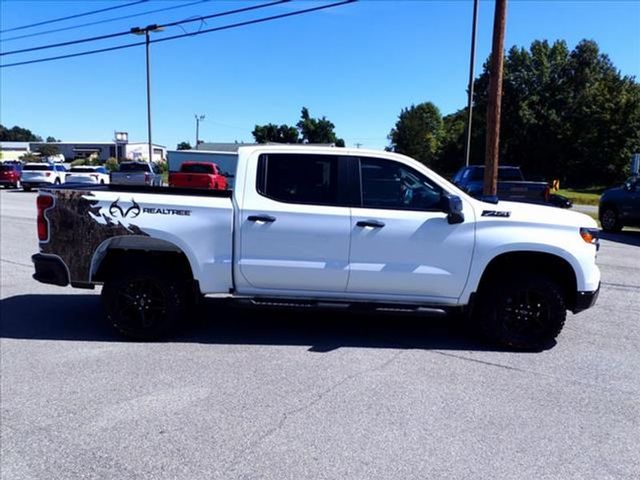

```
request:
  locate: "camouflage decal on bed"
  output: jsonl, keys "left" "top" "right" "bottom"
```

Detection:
{"left": 40, "top": 190, "right": 148, "bottom": 282}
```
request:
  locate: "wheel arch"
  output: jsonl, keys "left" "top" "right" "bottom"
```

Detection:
{"left": 475, "top": 251, "right": 578, "bottom": 311}
{"left": 90, "top": 236, "right": 196, "bottom": 285}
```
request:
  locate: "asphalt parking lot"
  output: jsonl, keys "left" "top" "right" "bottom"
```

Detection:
{"left": 1, "top": 188, "right": 639, "bottom": 480}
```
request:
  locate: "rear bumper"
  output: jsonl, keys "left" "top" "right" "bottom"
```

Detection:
{"left": 573, "top": 283, "right": 600, "bottom": 313}
{"left": 32, "top": 253, "right": 69, "bottom": 287}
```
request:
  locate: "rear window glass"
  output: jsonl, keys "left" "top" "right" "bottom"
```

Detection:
{"left": 23, "top": 164, "right": 52, "bottom": 171}
{"left": 70, "top": 167, "right": 98, "bottom": 173}
{"left": 498, "top": 168, "right": 524, "bottom": 181}
{"left": 0, "top": 165, "right": 19, "bottom": 172}
{"left": 119, "top": 163, "right": 149, "bottom": 172}
{"left": 181, "top": 164, "right": 214, "bottom": 174}
{"left": 257, "top": 154, "right": 340, "bottom": 206}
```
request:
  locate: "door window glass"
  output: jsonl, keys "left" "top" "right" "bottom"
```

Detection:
{"left": 258, "top": 154, "right": 340, "bottom": 206}
{"left": 360, "top": 157, "right": 443, "bottom": 210}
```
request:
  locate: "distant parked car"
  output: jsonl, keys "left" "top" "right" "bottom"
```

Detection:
{"left": 65, "top": 166, "right": 110, "bottom": 185}
{"left": 110, "top": 161, "right": 163, "bottom": 187}
{"left": 599, "top": 176, "right": 640, "bottom": 232}
{"left": 169, "top": 161, "right": 228, "bottom": 190}
{"left": 0, "top": 162, "right": 23, "bottom": 189}
{"left": 21, "top": 163, "right": 67, "bottom": 191}
{"left": 451, "top": 165, "right": 552, "bottom": 205}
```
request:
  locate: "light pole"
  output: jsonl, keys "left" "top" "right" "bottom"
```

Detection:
{"left": 195, "top": 114, "right": 205, "bottom": 149}
{"left": 464, "top": 0, "right": 479, "bottom": 167}
{"left": 131, "top": 24, "right": 163, "bottom": 162}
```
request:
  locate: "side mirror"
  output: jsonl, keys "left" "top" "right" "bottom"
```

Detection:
{"left": 442, "top": 194, "right": 464, "bottom": 224}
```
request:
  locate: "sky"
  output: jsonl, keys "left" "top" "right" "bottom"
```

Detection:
{"left": 1, "top": 0, "right": 639, "bottom": 151}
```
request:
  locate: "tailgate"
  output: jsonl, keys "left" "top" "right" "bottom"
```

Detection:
{"left": 111, "top": 172, "right": 146, "bottom": 185}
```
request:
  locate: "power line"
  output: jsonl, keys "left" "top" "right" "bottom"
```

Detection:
{"left": 1, "top": 0, "right": 209, "bottom": 42}
{"left": 0, "top": 0, "right": 356, "bottom": 69}
{"left": 2, "top": 0, "right": 290, "bottom": 57}
{"left": 0, "top": 0, "right": 148, "bottom": 34}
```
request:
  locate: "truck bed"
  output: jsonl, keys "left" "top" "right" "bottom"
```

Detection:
{"left": 38, "top": 184, "right": 233, "bottom": 293}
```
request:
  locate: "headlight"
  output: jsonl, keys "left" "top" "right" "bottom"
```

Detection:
{"left": 580, "top": 227, "right": 599, "bottom": 250}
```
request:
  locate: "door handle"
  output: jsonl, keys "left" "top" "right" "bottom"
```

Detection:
{"left": 356, "top": 220, "right": 385, "bottom": 228}
{"left": 247, "top": 214, "right": 276, "bottom": 223}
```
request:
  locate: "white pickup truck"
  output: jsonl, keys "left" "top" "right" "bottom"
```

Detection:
{"left": 32, "top": 146, "right": 600, "bottom": 350}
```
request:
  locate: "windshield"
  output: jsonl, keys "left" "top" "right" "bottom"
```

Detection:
{"left": 119, "top": 163, "right": 149, "bottom": 172}
{"left": 23, "top": 164, "right": 51, "bottom": 171}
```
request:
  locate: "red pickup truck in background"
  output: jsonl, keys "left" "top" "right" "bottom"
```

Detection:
{"left": 168, "top": 161, "right": 228, "bottom": 190}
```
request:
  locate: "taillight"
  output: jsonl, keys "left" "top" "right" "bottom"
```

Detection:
{"left": 37, "top": 195, "right": 54, "bottom": 241}
{"left": 91, "top": 174, "right": 98, "bottom": 179}
{"left": 45, "top": 172, "right": 51, "bottom": 177}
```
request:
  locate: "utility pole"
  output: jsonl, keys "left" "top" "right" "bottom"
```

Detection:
{"left": 483, "top": 0, "right": 507, "bottom": 196}
{"left": 464, "top": 0, "right": 479, "bottom": 167}
{"left": 355, "top": 142, "right": 362, "bottom": 149}
{"left": 131, "top": 24, "right": 163, "bottom": 162}
{"left": 195, "top": 114, "right": 205, "bottom": 149}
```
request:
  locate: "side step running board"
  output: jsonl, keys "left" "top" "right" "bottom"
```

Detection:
{"left": 242, "top": 298, "right": 448, "bottom": 316}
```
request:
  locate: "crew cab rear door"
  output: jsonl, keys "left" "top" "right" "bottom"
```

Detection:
{"left": 347, "top": 156, "right": 475, "bottom": 300}
{"left": 237, "top": 153, "right": 352, "bottom": 292}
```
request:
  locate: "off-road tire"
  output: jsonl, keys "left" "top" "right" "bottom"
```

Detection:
{"left": 600, "top": 206, "right": 622, "bottom": 232}
{"left": 476, "top": 274, "right": 566, "bottom": 351}
{"left": 102, "top": 261, "right": 192, "bottom": 340}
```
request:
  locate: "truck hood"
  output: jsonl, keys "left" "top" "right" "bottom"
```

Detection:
{"left": 474, "top": 200, "right": 598, "bottom": 229}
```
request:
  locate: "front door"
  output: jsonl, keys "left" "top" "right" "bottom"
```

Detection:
{"left": 347, "top": 157, "right": 475, "bottom": 300}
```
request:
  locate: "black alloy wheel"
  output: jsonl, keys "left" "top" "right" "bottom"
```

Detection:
{"left": 478, "top": 275, "right": 566, "bottom": 351}
{"left": 102, "top": 262, "right": 191, "bottom": 340}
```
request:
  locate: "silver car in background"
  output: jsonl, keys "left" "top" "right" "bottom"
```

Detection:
{"left": 110, "top": 162, "right": 163, "bottom": 187}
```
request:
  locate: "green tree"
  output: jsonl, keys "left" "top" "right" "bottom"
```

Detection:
{"left": 388, "top": 102, "right": 444, "bottom": 167}
{"left": 37, "top": 144, "right": 60, "bottom": 157}
{"left": 104, "top": 158, "right": 119, "bottom": 172}
{"left": 252, "top": 123, "right": 300, "bottom": 144}
{"left": 438, "top": 108, "right": 468, "bottom": 174}
{"left": 464, "top": 39, "right": 640, "bottom": 185}
{"left": 297, "top": 107, "right": 345, "bottom": 147}
{"left": 177, "top": 141, "right": 192, "bottom": 150}
{"left": 46, "top": 136, "right": 60, "bottom": 142}
{"left": 0, "top": 124, "right": 42, "bottom": 142}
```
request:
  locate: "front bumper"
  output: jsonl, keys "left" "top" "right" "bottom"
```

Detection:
{"left": 32, "top": 253, "right": 69, "bottom": 287}
{"left": 573, "top": 282, "right": 600, "bottom": 313}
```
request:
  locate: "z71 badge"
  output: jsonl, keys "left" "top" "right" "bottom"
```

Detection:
{"left": 482, "top": 210, "right": 511, "bottom": 217}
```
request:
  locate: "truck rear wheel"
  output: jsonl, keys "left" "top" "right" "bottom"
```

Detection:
{"left": 102, "top": 261, "right": 191, "bottom": 340}
{"left": 477, "top": 275, "right": 566, "bottom": 350}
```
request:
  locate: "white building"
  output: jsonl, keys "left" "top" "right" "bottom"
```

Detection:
{"left": 0, "top": 142, "right": 30, "bottom": 161}
{"left": 28, "top": 141, "right": 166, "bottom": 162}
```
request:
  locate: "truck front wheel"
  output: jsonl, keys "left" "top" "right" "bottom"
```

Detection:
{"left": 102, "top": 261, "right": 191, "bottom": 340}
{"left": 477, "top": 275, "right": 566, "bottom": 351}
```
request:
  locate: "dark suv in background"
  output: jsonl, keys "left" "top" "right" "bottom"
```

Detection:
{"left": 599, "top": 176, "right": 640, "bottom": 232}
